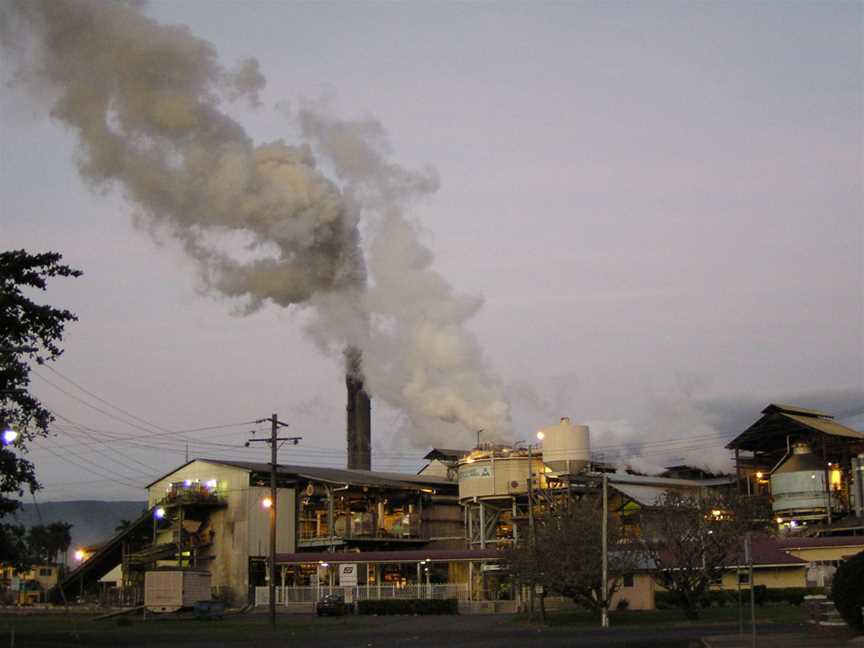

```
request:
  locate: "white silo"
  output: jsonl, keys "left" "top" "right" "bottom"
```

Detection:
{"left": 539, "top": 417, "right": 590, "bottom": 473}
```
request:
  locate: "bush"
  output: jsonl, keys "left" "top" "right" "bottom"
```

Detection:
{"left": 654, "top": 587, "right": 820, "bottom": 611}
{"left": 832, "top": 550, "right": 864, "bottom": 631}
{"left": 357, "top": 599, "right": 458, "bottom": 615}
{"left": 616, "top": 598, "right": 630, "bottom": 610}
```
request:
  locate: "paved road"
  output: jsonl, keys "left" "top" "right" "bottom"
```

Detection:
{"left": 6, "top": 613, "right": 852, "bottom": 647}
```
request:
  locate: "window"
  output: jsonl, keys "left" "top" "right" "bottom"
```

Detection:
{"left": 738, "top": 571, "right": 749, "bottom": 585}
{"left": 39, "top": 568, "right": 52, "bottom": 577}
{"left": 622, "top": 574, "right": 634, "bottom": 588}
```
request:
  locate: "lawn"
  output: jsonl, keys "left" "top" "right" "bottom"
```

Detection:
{"left": 525, "top": 603, "right": 806, "bottom": 627}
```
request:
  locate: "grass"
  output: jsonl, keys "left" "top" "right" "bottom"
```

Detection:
{"left": 525, "top": 603, "right": 806, "bottom": 627}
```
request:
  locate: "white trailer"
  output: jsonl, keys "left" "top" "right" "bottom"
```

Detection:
{"left": 145, "top": 570, "right": 211, "bottom": 613}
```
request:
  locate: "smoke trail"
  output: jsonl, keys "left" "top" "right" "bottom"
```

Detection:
{"left": 1, "top": 0, "right": 511, "bottom": 443}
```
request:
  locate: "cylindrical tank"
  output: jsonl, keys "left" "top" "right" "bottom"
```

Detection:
{"left": 456, "top": 450, "right": 545, "bottom": 502}
{"left": 539, "top": 417, "right": 590, "bottom": 473}
{"left": 770, "top": 443, "right": 829, "bottom": 518}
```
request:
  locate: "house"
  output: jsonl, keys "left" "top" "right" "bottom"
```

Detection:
{"left": 1, "top": 563, "right": 60, "bottom": 605}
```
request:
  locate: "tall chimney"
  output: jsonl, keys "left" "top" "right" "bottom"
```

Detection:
{"left": 345, "top": 347, "right": 371, "bottom": 470}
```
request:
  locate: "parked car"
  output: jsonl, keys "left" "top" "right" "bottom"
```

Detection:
{"left": 316, "top": 593, "right": 350, "bottom": 616}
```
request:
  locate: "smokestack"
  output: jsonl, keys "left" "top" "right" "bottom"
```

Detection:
{"left": 346, "top": 347, "right": 371, "bottom": 470}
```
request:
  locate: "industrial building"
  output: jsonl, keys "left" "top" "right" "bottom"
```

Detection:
{"left": 53, "top": 399, "right": 864, "bottom": 612}
{"left": 727, "top": 403, "right": 864, "bottom": 532}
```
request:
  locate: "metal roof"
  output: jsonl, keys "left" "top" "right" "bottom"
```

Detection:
{"left": 763, "top": 403, "right": 832, "bottom": 418}
{"left": 775, "top": 536, "right": 864, "bottom": 550}
{"left": 608, "top": 473, "right": 734, "bottom": 488}
{"left": 726, "top": 405, "right": 864, "bottom": 451}
{"left": 423, "top": 448, "right": 470, "bottom": 461}
{"left": 146, "top": 459, "right": 455, "bottom": 491}
{"left": 609, "top": 483, "right": 669, "bottom": 507}
{"left": 274, "top": 549, "right": 501, "bottom": 564}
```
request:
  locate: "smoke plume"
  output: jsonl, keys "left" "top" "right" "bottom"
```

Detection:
{"left": 1, "top": 0, "right": 510, "bottom": 445}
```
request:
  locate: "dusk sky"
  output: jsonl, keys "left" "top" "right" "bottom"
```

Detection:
{"left": 1, "top": 1, "right": 861, "bottom": 501}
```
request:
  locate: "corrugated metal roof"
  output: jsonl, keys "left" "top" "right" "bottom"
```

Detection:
{"left": 727, "top": 407, "right": 864, "bottom": 451}
{"left": 775, "top": 536, "right": 864, "bottom": 550}
{"left": 609, "top": 483, "right": 668, "bottom": 507}
{"left": 274, "top": 549, "right": 501, "bottom": 564}
{"left": 609, "top": 473, "right": 735, "bottom": 488}
{"left": 423, "top": 448, "right": 469, "bottom": 460}
{"left": 779, "top": 413, "right": 864, "bottom": 441}
{"left": 764, "top": 404, "right": 832, "bottom": 418}
{"left": 146, "top": 459, "right": 455, "bottom": 491}
{"left": 217, "top": 459, "right": 454, "bottom": 489}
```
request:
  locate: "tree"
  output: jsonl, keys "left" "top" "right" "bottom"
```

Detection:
{"left": 637, "top": 491, "right": 771, "bottom": 619}
{"left": 831, "top": 550, "right": 864, "bottom": 632}
{"left": 0, "top": 250, "right": 81, "bottom": 516}
{"left": 1, "top": 250, "right": 80, "bottom": 567}
{"left": 507, "top": 497, "right": 639, "bottom": 619}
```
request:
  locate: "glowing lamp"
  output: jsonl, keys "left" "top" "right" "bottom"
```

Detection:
{"left": 711, "top": 509, "right": 722, "bottom": 518}
{"left": 465, "top": 457, "right": 475, "bottom": 464}
{"left": 205, "top": 479, "right": 217, "bottom": 490}
{"left": 261, "top": 497, "right": 273, "bottom": 509}
{"left": 2, "top": 428, "right": 18, "bottom": 446}
{"left": 755, "top": 472, "right": 764, "bottom": 479}
{"left": 154, "top": 507, "right": 166, "bottom": 520}
{"left": 536, "top": 431, "right": 545, "bottom": 441}
{"left": 74, "top": 549, "right": 86, "bottom": 561}
{"left": 183, "top": 479, "right": 192, "bottom": 487}
{"left": 776, "top": 517, "right": 783, "bottom": 524}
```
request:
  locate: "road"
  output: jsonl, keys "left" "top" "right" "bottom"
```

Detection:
{"left": 5, "top": 612, "right": 848, "bottom": 648}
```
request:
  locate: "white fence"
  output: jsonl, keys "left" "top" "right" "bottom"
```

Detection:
{"left": 254, "top": 583, "right": 469, "bottom": 606}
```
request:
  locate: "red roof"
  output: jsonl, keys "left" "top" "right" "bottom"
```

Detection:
{"left": 775, "top": 536, "right": 864, "bottom": 550}
{"left": 275, "top": 549, "right": 501, "bottom": 564}
{"left": 726, "top": 540, "right": 808, "bottom": 567}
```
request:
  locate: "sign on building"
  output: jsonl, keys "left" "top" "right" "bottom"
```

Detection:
{"left": 339, "top": 563, "right": 358, "bottom": 587}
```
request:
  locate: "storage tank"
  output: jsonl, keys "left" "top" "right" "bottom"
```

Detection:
{"left": 457, "top": 449, "right": 545, "bottom": 502}
{"left": 770, "top": 443, "right": 829, "bottom": 519}
{"left": 539, "top": 417, "right": 590, "bottom": 473}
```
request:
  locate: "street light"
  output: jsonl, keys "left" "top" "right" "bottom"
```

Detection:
{"left": 154, "top": 507, "right": 166, "bottom": 520}
{"left": 2, "top": 428, "right": 18, "bottom": 446}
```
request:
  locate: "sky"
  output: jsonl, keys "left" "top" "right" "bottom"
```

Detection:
{"left": 1, "top": 1, "right": 862, "bottom": 501}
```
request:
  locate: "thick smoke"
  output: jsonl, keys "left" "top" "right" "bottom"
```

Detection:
{"left": 1, "top": 0, "right": 510, "bottom": 444}
{"left": 298, "top": 109, "right": 510, "bottom": 442}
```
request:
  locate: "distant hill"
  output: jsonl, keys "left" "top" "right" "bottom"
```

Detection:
{"left": 10, "top": 500, "right": 146, "bottom": 557}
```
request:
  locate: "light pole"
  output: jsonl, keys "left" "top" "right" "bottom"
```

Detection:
{"left": 518, "top": 432, "right": 545, "bottom": 622}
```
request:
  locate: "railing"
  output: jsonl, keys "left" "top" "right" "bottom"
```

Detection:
{"left": 254, "top": 583, "right": 469, "bottom": 606}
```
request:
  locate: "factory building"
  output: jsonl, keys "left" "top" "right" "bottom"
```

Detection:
{"left": 727, "top": 403, "right": 864, "bottom": 532}
{"left": 55, "top": 400, "right": 863, "bottom": 612}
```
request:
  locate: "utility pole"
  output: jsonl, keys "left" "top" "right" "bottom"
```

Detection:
{"left": 601, "top": 473, "right": 609, "bottom": 629}
{"left": 527, "top": 443, "right": 536, "bottom": 619}
{"left": 246, "top": 414, "right": 300, "bottom": 631}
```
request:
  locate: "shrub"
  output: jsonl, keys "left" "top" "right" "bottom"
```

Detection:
{"left": 357, "top": 598, "right": 458, "bottom": 615}
{"left": 832, "top": 550, "right": 864, "bottom": 632}
{"left": 616, "top": 598, "right": 630, "bottom": 610}
{"left": 655, "top": 587, "right": 819, "bottom": 611}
